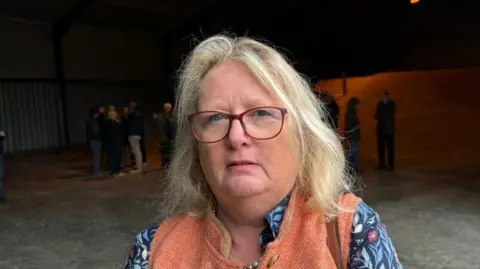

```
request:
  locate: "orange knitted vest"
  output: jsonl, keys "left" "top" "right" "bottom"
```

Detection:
{"left": 149, "top": 191, "right": 360, "bottom": 269}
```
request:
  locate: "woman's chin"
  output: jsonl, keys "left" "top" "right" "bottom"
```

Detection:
{"left": 222, "top": 176, "right": 266, "bottom": 197}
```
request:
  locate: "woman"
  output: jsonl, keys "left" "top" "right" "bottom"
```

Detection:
{"left": 125, "top": 36, "right": 402, "bottom": 269}
{"left": 105, "top": 109, "right": 124, "bottom": 176}
{"left": 344, "top": 97, "right": 361, "bottom": 172}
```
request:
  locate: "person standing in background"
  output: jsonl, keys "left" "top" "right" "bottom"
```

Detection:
{"left": 128, "top": 103, "right": 147, "bottom": 167}
{"left": 152, "top": 112, "right": 167, "bottom": 167}
{"left": 164, "top": 103, "right": 176, "bottom": 167}
{"left": 0, "top": 129, "right": 6, "bottom": 203}
{"left": 106, "top": 109, "right": 124, "bottom": 177}
{"left": 96, "top": 105, "right": 108, "bottom": 168}
{"left": 153, "top": 102, "right": 174, "bottom": 167}
{"left": 320, "top": 91, "right": 340, "bottom": 130}
{"left": 136, "top": 104, "right": 147, "bottom": 167}
{"left": 127, "top": 101, "right": 144, "bottom": 173}
{"left": 375, "top": 91, "right": 396, "bottom": 171}
{"left": 121, "top": 106, "right": 131, "bottom": 168}
{"left": 139, "top": 120, "right": 147, "bottom": 167}
{"left": 86, "top": 107, "right": 102, "bottom": 177}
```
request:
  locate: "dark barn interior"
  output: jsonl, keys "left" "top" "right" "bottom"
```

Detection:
{"left": 0, "top": 1, "right": 479, "bottom": 268}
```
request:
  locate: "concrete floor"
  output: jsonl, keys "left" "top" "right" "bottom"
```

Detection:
{"left": 0, "top": 149, "right": 479, "bottom": 269}
{"left": 359, "top": 171, "right": 480, "bottom": 269}
{"left": 0, "top": 149, "right": 165, "bottom": 269}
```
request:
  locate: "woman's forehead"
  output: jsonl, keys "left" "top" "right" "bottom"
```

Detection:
{"left": 196, "top": 61, "right": 279, "bottom": 110}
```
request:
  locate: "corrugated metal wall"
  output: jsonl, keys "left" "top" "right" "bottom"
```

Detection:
{"left": 0, "top": 82, "right": 64, "bottom": 153}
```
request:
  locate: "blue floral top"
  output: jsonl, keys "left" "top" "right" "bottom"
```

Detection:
{"left": 125, "top": 199, "right": 402, "bottom": 269}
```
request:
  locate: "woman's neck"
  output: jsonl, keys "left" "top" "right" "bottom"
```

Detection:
{"left": 216, "top": 205, "right": 264, "bottom": 265}
{"left": 216, "top": 202, "right": 265, "bottom": 231}
{"left": 212, "top": 188, "right": 294, "bottom": 264}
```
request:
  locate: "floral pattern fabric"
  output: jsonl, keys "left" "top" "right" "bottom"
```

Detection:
{"left": 347, "top": 202, "right": 403, "bottom": 269}
{"left": 126, "top": 227, "right": 157, "bottom": 269}
{"left": 259, "top": 195, "right": 289, "bottom": 249}
{"left": 125, "top": 200, "right": 402, "bottom": 269}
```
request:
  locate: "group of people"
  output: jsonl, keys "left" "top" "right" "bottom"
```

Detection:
{"left": 87, "top": 101, "right": 145, "bottom": 177}
{"left": 343, "top": 91, "right": 396, "bottom": 172}
{"left": 317, "top": 91, "right": 396, "bottom": 173}
{"left": 86, "top": 100, "right": 176, "bottom": 177}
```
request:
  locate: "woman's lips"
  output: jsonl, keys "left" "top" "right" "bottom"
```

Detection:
{"left": 227, "top": 161, "right": 258, "bottom": 172}
{"left": 228, "top": 161, "right": 256, "bottom": 166}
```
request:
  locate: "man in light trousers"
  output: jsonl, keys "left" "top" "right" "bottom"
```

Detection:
{"left": 127, "top": 101, "right": 144, "bottom": 173}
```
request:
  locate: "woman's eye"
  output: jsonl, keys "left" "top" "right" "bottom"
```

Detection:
{"left": 209, "top": 114, "right": 226, "bottom": 122}
{"left": 254, "top": 110, "right": 270, "bottom": 116}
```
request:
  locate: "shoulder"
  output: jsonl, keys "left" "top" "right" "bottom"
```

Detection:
{"left": 353, "top": 201, "right": 377, "bottom": 225}
{"left": 125, "top": 215, "right": 200, "bottom": 268}
{"left": 351, "top": 202, "right": 382, "bottom": 238}
{"left": 338, "top": 192, "right": 362, "bottom": 212}
{"left": 334, "top": 193, "right": 362, "bottom": 231}
{"left": 125, "top": 226, "right": 158, "bottom": 269}
{"left": 348, "top": 202, "right": 403, "bottom": 268}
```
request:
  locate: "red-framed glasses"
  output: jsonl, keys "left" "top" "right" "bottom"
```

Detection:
{"left": 187, "top": 106, "right": 288, "bottom": 143}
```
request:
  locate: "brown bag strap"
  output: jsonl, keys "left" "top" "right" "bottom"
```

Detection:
{"left": 326, "top": 219, "right": 343, "bottom": 269}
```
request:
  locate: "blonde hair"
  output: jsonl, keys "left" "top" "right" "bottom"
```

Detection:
{"left": 108, "top": 109, "right": 118, "bottom": 121}
{"left": 162, "top": 35, "right": 352, "bottom": 220}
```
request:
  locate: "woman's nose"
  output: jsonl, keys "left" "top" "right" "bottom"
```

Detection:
{"left": 226, "top": 119, "right": 250, "bottom": 147}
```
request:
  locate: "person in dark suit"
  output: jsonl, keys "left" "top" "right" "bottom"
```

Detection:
{"left": 319, "top": 91, "right": 340, "bottom": 130}
{"left": 130, "top": 102, "right": 147, "bottom": 166}
{"left": 96, "top": 105, "right": 108, "bottom": 167}
{"left": 121, "top": 106, "right": 131, "bottom": 167}
{"left": 126, "top": 101, "right": 145, "bottom": 173}
{"left": 153, "top": 102, "right": 175, "bottom": 168}
{"left": 375, "top": 91, "right": 396, "bottom": 171}
{"left": 106, "top": 109, "right": 125, "bottom": 176}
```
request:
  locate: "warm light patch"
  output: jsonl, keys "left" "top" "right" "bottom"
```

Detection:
{"left": 410, "top": 0, "right": 420, "bottom": 4}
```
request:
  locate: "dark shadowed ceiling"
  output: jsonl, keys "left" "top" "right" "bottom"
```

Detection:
{"left": 0, "top": 0, "right": 219, "bottom": 32}
{"left": 2, "top": 0, "right": 478, "bottom": 37}
{"left": 1, "top": 0, "right": 480, "bottom": 79}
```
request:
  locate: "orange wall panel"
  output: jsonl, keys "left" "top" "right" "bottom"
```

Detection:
{"left": 316, "top": 69, "right": 480, "bottom": 173}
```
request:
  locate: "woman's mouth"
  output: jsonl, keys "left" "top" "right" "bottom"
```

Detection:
{"left": 228, "top": 161, "right": 256, "bottom": 167}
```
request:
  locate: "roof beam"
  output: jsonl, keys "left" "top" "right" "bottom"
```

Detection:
{"left": 53, "top": 0, "right": 96, "bottom": 39}
{"left": 52, "top": 0, "right": 96, "bottom": 147}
